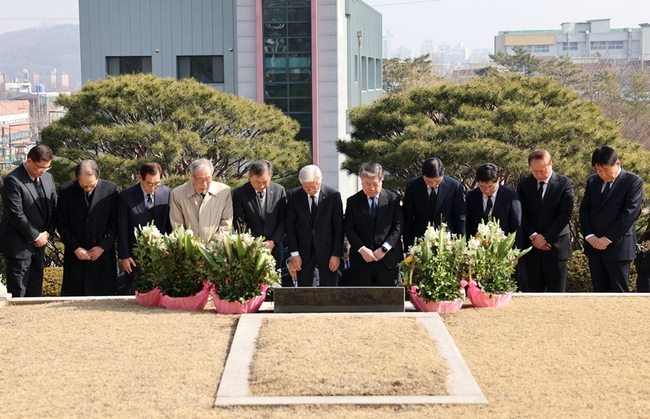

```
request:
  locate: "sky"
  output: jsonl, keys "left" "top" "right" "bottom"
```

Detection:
{"left": 1, "top": 0, "right": 648, "bottom": 53}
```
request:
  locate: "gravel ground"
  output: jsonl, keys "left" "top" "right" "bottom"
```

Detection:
{"left": 1, "top": 296, "right": 649, "bottom": 419}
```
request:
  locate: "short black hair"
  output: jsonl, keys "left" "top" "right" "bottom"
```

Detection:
{"left": 27, "top": 144, "right": 54, "bottom": 162}
{"left": 249, "top": 160, "right": 273, "bottom": 177}
{"left": 591, "top": 146, "right": 618, "bottom": 167}
{"left": 422, "top": 157, "right": 444, "bottom": 178}
{"left": 475, "top": 163, "right": 499, "bottom": 183}
{"left": 140, "top": 162, "right": 163, "bottom": 179}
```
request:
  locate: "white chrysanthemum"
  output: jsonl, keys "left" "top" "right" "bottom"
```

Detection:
{"left": 476, "top": 223, "right": 490, "bottom": 239}
{"left": 423, "top": 226, "right": 438, "bottom": 244}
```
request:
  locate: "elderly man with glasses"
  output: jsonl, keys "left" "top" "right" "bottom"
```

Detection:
{"left": 170, "top": 158, "right": 233, "bottom": 246}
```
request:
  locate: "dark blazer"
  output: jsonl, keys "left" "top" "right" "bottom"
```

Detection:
{"left": 57, "top": 179, "right": 119, "bottom": 296}
{"left": 517, "top": 172, "right": 574, "bottom": 260}
{"left": 117, "top": 183, "right": 172, "bottom": 260}
{"left": 285, "top": 185, "right": 344, "bottom": 267}
{"left": 0, "top": 164, "right": 56, "bottom": 260}
{"left": 232, "top": 181, "right": 286, "bottom": 265}
{"left": 403, "top": 175, "right": 465, "bottom": 249}
{"left": 466, "top": 185, "right": 521, "bottom": 237}
{"left": 579, "top": 169, "right": 643, "bottom": 261}
{"left": 344, "top": 189, "right": 403, "bottom": 271}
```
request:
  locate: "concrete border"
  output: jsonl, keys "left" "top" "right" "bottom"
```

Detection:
{"left": 214, "top": 312, "right": 487, "bottom": 406}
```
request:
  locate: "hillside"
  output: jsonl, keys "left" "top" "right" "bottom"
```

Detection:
{"left": 0, "top": 24, "right": 81, "bottom": 90}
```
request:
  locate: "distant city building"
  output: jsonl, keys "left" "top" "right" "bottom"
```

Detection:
{"left": 0, "top": 100, "right": 31, "bottom": 168}
{"left": 61, "top": 73, "right": 69, "bottom": 89}
{"left": 79, "top": 0, "right": 383, "bottom": 195}
{"left": 394, "top": 45, "right": 413, "bottom": 60}
{"left": 495, "top": 19, "right": 650, "bottom": 61}
{"left": 383, "top": 29, "right": 396, "bottom": 58}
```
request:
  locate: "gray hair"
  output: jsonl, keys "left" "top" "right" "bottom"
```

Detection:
{"left": 249, "top": 160, "right": 273, "bottom": 177}
{"left": 75, "top": 160, "right": 100, "bottom": 178}
{"left": 189, "top": 158, "right": 214, "bottom": 175}
{"left": 358, "top": 162, "right": 384, "bottom": 180}
{"left": 299, "top": 165, "right": 322, "bottom": 183}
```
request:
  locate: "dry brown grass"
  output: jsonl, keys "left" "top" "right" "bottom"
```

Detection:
{"left": 1, "top": 297, "right": 650, "bottom": 418}
{"left": 250, "top": 316, "right": 449, "bottom": 396}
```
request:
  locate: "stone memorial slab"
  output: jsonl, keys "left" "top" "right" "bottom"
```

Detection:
{"left": 273, "top": 286, "right": 405, "bottom": 313}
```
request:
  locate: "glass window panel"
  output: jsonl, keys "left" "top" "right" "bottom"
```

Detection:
{"left": 120, "top": 57, "right": 144, "bottom": 74}
{"left": 289, "top": 83, "right": 311, "bottom": 96}
{"left": 263, "top": 8, "right": 286, "bottom": 22}
{"left": 368, "top": 58, "right": 375, "bottom": 89}
{"left": 362, "top": 56, "right": 367, "bottom": 90}
{"left": 288, "top": 68, "right": 311, "bottom": 82}
{"left": 265, "top": 83, "right": 288, "bottom": 98}
{"left": 288, "top": 8, "right": 310, "bottom": 21}
{"left": 264, "top": 24, "right": 286, "bottom": 38}
{"left": 289, "top": 113, "right": 312, "bottom": 127}
{"left": 267, "top": 99, "right": 288, "bottom": 112}
{"left": 376, "top": 59, "right": 382, "bottom": 89}
{"left": 288, "top": 54, "right": 311, "bottom": 67}
{"left": 265, "top": 55, "right": 287, "bottom": 68}
{"left": 263, "top": 0, "right": 287, "bottom": 6}
{"left": 289, "top": 98, "right": 312, "bottom": 112}
{"left": 288, "top": 38, "right": 311, "bottom": 52}
{"left": 190, "top": 56, "right": 213, "bottom": 83}
{"left": 265, "top": 69, "right": 288, "bottom": 82}
{"left": 295, "top": 127, "right": 312, "bottom": 141}
{"left": 288, "top": 23, "right": 310, "bottom": 37}
{"left": 288, "top": 0, "right": 310, "bottom": 6}
{"left": 264, "top": 38, "right": 288, "bottom": 53}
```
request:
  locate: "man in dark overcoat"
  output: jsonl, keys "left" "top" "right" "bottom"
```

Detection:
{"left": 57, "top": 160, "right": 119, "bottom": 296}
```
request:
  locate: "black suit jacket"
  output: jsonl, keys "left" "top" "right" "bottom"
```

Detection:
{"left": 285, "top": 185, "right": 344, "bottom": 267}
{"left": 117, "top": 183, "right": 172, "bottom": 260}
{"left": 517, "top": 172, "right": 574, "bottom": 260}
{"left": 403, "top": 175, "right": 466, "bottom": 249}
{"left": 0, "top": 164, "right": 56, "bottom": 260}
{"left": 466, "top": 185, "right": 521, "bottom": 237}
{"left": 232, "top": 181, "right": 286, "bottom": 264}
{"left": 344, "top": 189, "right": 403, "bottom": 271}
{"left": 579, "top": 169, "right": 643, "bottom": 261}
{"left": 57, "top": 179, "right": 119, "bottom": 295}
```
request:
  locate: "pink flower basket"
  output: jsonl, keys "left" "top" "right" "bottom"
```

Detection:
{"left": 135, "top": 287, "right": 163, "bottom": 307}
{"left": 211, "top": 284, "right": 269, "bottom": 314}
{"left": 161, "top": 281, "right": 211, "bottom": 311}
{"left": 462, "top": 279, "right": 512, "bottom": 308}
{"left": 408, "top": 285, "right": 464, "bottom": 313}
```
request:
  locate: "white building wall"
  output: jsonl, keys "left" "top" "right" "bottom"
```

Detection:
{"left": 236, "top": 0, "right": 257, "bottom": 101}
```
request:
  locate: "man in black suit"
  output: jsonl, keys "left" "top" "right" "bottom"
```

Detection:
{"left": 403, "top": 157, "right": 465, "bottom": 250}
{"left": 232, "top": 160, "right": 286, "bottom": 269}
{"left": 579, "top": 146, "right": 643, "bottom": 292}
{"left": 0, "top": 145, "right": 56, "bottom": 297}
{"left": 286, "top": 165, "right": 344, "bottom": 287}
{"left": 117, "top": 162, "right": 173, "bottom": 294}
{"left": 517, "top": 149, "right": 574, "bottom": 292}
{"left": 57, "top": 160, "right": 120, "bottom": 296}
{"left": 466, "top": 163, "right": 521, "bottom": 237}
{"left": 344, "top": 162, "right": 403, "bottom": 286}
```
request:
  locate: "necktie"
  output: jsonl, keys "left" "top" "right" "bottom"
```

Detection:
{"left": 485, "top": 195, "right": 493, "bottom": 218}
{"left": 538, "top": 181, "right": 545, "bottom": 202}
{"left": 310, "top": 195, "right": 318, "bottom": 223}
{"left": 370, "top": 197, "right": 377, "bottom": 221}
{"left": 200, "top": 193, "right": 205, "bottom": 199}
{"left": 85, "top": 191, "right": 92, "bottom": 207}
{"left": 258, "top": 191, "right": 265, "bottom": 199}
{"left": 146, "top": 194, "right": 153, "bottom": 210}
{"left": 34, "top": 178, "right": 45, "bottom": 199}
{"left": 601, "top": 182, "right": 611, "bottom": 201}
{"left": 429, "top": 188, "right": 437, "bottom": 213}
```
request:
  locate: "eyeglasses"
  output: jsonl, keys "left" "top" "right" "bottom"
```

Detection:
{"left": 193, "top": 177, "right": 212, "bottom": 184}
{"left": 34, "top": 163, "right": 51, "bottom": 172}
{"left": 145, "top": 181, "right": 161, "bottom": 187}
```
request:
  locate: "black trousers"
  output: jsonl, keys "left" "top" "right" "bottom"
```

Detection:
{"left": 352, "top": 261, "right": 398, "bottom": 286}
{"left": 4, "top": 248, "right": 44, "bottom": 297}
{"left": 588, "top": 255, "right": 630, "bottom": 292}
{"left": 523, "top": 251, "right": 568, "bottom": 292}
{"left": 296, "top": 250, "right": 338, "bottom": 287}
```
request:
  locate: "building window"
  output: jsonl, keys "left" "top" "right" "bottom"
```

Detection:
{"left": 106, "top": 56, "right": 152, "bottom": 76}
{"left": 562, "top": 42, "right": 579, "bottom": 51}
{"left": 590, "top": 41, "right": 607, "bottom": 50}
{"left": 362, "top": 56, "right": 368, "bottom": 91}
{"left": 368, "top": 58, "right": 375, "bottom": 90}
{"left": 608, "top": 41, "right": 624, "bottom": 50}
{"left": 376, "top": 59, "right": 382, "bottom": 91}
{"left": 177, "top": 56, "right": 225, "bottom": 83}
{"left": 263, "top": 0, "right": 312, "bottom": 143}
{"left": 533, "top": 45, "right": 549, "bottom": 53}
